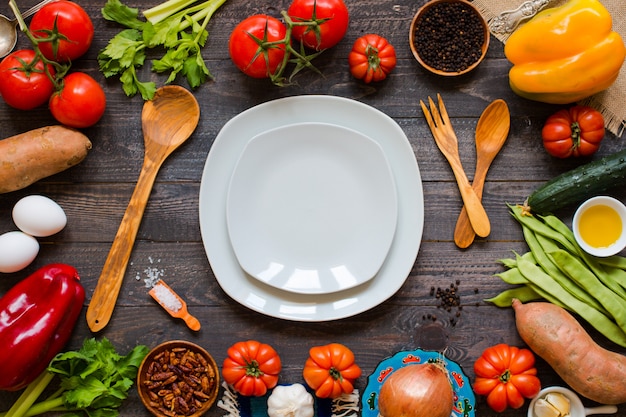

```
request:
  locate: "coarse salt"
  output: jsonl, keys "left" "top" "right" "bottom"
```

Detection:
{"left": 153, "top": 282, "right": 182, "bottom": 312}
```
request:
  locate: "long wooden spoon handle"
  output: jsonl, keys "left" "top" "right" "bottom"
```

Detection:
{"left": 446, "top": 154, "right": 491, "bottom": 238}
{"left": 458, "top": 182, "right": 490, "bottom": 238}
{"left": 86, "top": 160, "right": 160, "bottom": 332}
{"left": 454, "top": 179, "right": 486, "bottom": 248}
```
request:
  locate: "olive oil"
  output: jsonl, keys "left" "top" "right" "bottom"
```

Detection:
{"left": 578, "top": 204, "right": 623, "bottom": 248}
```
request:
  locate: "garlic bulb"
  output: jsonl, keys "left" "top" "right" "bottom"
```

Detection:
{"left": 267, "top": 383, "right": 314, "bottom": 417}
{"left": 534, "top": 392, "right": 571, "bottom": 417}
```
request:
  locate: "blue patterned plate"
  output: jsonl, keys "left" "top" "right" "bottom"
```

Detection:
{"left": 361, "top": 349, "right": 476, "bottom": 417}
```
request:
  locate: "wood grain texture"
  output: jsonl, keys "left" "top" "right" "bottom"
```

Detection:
{"left": 1, "top": 0, "right": 625, "bottom": 415}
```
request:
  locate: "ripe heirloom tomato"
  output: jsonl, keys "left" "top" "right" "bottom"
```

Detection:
{"left": 229, "top": 15, "right": 288, "bottom": 79}
{"left": 541, "top": 105, "right": 605, "bottom": 158}
{"left": 288, "top": 0, "right": 349, "bottom": 50}
{"left": 49, "top": 72, "right": 106, "bottom": 128}
{"left": 473, "top": 344, "right": 541, "bottom": 413}
{"left": 222, "top": 340, "right": 282, "bottom": 397}
{"left": 30, "top": 0, "right": 94, "bottom": 62}
{"left": 348, "top": 34, "right": 396, "bottom": 83}
{"left": 0, "top": 49, "right": 55, "bottom": 110}
{"left": 303, "top": 343, "right": 361, "bottom": 399}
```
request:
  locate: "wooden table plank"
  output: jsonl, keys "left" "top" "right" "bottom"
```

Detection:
{"left": 1, "top": 0, "right": 625, "bottom": 415}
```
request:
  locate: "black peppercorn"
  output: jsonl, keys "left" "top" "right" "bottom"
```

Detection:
{"left": 413, "top": 1, "right": 485, "bottom": 73}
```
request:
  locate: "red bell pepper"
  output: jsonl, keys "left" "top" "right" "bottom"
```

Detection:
{"left": 0, "top": 263, "right": 85, "bottom": 391}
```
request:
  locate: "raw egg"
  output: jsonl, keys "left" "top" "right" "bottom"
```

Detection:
{"left": 12, "top": 195, "right": 67, "bottom": 237}
{"left": 573, "top": 196, "right": 626, "bottom": 257}
{"left": 0, "top": 231, "right": 40, "bottom": 273}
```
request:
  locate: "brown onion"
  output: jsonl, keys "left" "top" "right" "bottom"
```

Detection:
{"left": 378, "top": 363, "right": 453, "bottom": 417}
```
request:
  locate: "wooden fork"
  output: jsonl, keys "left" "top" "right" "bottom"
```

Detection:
{"left": 420, "top": 94, "right": 491, "bottom": 238}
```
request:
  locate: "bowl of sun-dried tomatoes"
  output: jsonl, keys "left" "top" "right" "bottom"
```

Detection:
{"left": 137, "top": 340, "right": 220, "bottom": 417}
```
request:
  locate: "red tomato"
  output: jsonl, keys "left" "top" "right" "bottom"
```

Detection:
{"left": 49, "top": 72, "right": 106, "bottom": 128}
{"left": 473, "top": 344, "right": 541, "bottom": 413}
{"left": 348, "top": 34, "right": 396, "bottom": 83}
{"left": 30, "top": 0, "right": 94, "bottom": 62}
{"left": 541, "top": 105, "right": 605, "bottom": 158}
{"left": 0, "top": 49, "right": 55, "bottom": 110}
{"left": 288, "top": 0, "right": 349, "bottom": 50}
{"left": 229, "top": 15, "right": 288, "bottom": 79}
{"left": 222, "top": 340, "right": 282, "bottom": 397}
{"left": 303, "top": 343, "right": 361, "bottom": 399}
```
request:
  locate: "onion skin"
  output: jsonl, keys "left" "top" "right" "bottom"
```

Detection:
{"left": 378, "top": 363, "right": 454, "bottom": 417}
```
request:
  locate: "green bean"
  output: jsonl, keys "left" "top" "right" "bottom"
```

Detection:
{"left": 516, "top": 255, "right": 626, "bottom": 347}
{"left": 539, "top": 212, "right": 626, "bottom": 300}
{"left": 550, "top": 249, "right": 626, "bottom": 333}
{"left": 498, "top": 251, "right": 535, "bottom": 270}
{"left": 532, "top": 232, "right": 609, "bottom": 315}
{"left": 510, "top": 208, "right": 578, "bottom": 255}
{"left": 484, "top": 286, "right": 542, "bottom": 307}
{"left": 599, "top": 255, "right": 626, "bottom": 271}
{"left": 495, "top": 268, "right": 529, "bottom": 285}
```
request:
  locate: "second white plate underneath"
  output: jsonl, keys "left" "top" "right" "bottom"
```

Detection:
{"left": 226, "top": 122, "right": 398, "bottom": 295}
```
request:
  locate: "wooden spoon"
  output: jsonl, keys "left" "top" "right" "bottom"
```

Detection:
{"left": 454, "top": 99, "right": 510, "bottom": 248}
{"left": 86, "top": 85, "right": 200, "bottom": 332}
{"left": 149, "top": 280, "right": 201, "bottom": 331}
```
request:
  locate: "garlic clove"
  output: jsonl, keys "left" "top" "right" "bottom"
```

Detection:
{"left": 544, "top": 393, "right": 570, "bottom": 415}
{"left": 533, "top": 398, "right": 562, "bottom": 417}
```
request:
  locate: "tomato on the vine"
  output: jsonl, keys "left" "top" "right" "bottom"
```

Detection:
{"left": 222, "top": 340, "right": 282, "bottom": 397}
{"left": 348, "top": 34, "right": 396, "bottom": 83}
{"left": 303, "top": 343, "right": 361, "bottom": 399}
{"left": 288, "top": 0, "right": 349, "bottom": 50}
{"left": 30, "top": 0, "right": 94, "bottom": 62}
{"left": 229, "top": 15, "right": 288, "bottom": 79}
{"left": 473, "top": 344, "right": 541, "bottom": 413}
{"left": 0, "top": 49, "right": 55, "bottom": 110}
{"left": 49, "top": 72, "right": 106, "bottom": 128}
{"left": 541, "top": 105, "right": 605, "bottom": 158}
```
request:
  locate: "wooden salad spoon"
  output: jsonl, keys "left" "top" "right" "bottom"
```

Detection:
{"left": 454, "top": 99, "right": 510, "bottom": 248}
{"left": 86, "top": 85, "right": 200, "bottom": 332}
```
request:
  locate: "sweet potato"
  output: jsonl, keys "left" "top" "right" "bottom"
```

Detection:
{"left": 0, "top": 125, "right": 92, "bottom": 194}
{"left": 512, "top": 299, "right": 626, "bottom": 404}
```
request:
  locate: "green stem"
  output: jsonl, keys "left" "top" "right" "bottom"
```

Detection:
{"left": 3, "top": 372, "right": 55, "bottom": 417}
{"left": 143, "top": 0, "right": 198, "bottom": 24}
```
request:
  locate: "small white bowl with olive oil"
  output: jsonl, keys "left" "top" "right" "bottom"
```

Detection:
{"left": 573, "top": 196, "right": 626, "bottom": 257}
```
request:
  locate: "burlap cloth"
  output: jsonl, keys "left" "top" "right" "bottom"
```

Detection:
{"left": 473, "top": 0, "right": 626, "bottom": 136}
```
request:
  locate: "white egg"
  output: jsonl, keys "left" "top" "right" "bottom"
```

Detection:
{"left": 0, "top": 231, "right": 40, "bottom": 273}
{"left": 12, "top": 195, "right": 68, "bottom": 237}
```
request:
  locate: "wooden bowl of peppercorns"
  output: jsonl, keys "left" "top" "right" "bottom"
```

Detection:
{"left": 409, "top": 0, "right": 490, "bottom": 76}
{"left": 137, "top": 340, "right": 220, "bottom": 417}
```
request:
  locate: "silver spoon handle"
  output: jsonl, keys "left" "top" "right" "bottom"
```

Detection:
{"left": 489, "top": 0, "right": 553, "bottom": 34}
{"left": 13, "top": 0, "right": 57, "bottom": 20}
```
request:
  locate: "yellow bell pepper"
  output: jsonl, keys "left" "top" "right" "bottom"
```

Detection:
{"left": 504, "top": 0, "right": 625, "bottom": 104}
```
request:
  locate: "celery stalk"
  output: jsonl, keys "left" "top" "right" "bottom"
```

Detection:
{"left": 143, "top": 0, "right": 197, "bottom": 24}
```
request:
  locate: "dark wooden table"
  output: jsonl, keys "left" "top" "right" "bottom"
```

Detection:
{"left": 1, "top": 0, "right": 625, "bottom": 415}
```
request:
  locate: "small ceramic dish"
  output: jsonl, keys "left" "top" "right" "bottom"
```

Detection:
{"left": 527, "top": 386, "right": 617, "bottom": 417}
{"left": 409, "top": 0, "right": 489, "bottom": 76}
{"left": 137, "top": 340, "right": 220, "bottom": 417}
{"left": 573, "top": 196, "right": 626, "bottom": 257}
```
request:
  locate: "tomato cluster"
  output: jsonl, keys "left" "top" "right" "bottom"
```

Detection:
{"left": 221, "top": 340, "right": 361, "bottom": 399}
{"left": 0, "top": 1, "right": 105, "bottom": 128}
{"left": 229, "top": 0, "right": 395, "bottom": 85}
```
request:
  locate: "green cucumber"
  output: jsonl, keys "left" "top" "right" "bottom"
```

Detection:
{"left": 526, "top": 147, "right": 626, "bottom": 214}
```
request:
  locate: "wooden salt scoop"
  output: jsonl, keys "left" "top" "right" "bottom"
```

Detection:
{"left": 149, "top": 280, "right": 201, "bottom": 331}
{"left": 86, "top": 86, "right": 200, "bottom": 332}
